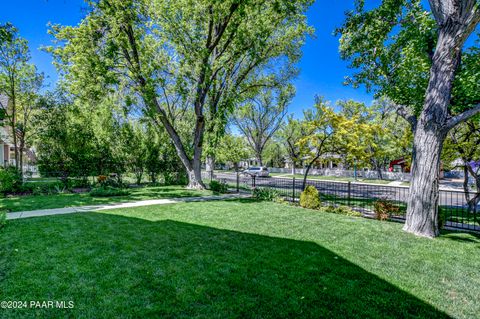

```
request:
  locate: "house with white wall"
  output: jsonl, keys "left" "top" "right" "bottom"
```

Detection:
{"left": 0, "top": 94, "right": 37, "bottom": 174}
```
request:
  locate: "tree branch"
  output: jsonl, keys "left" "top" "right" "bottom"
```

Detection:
{"left": 446, "top": 103, "right": 480, "bottom": 131}
{"left": 395, "top": 104, "right": 417, "bottom": 130}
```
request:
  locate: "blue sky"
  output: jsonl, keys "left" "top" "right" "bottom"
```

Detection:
{"left": 1, "top": 1, "right": 476, "bottom": 116}
{"left": 0, "top": 0, "right": 375, "bottom": 116}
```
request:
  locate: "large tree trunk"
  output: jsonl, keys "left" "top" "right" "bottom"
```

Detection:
{"left": 143, "top": 93, "right": 206, "bottom": 189}
{"left": 190, "top": 113, "right": 206, "bottom": 189}
{"left": 256, "top": 150, "right": 263, "bottom": 167}
{"left": 403, "top": 7, "right": 478, "bottom": 237}
{"left": 404, "top": 128, "right": 446, "bottom": 237}
{"left": 188, "top": 154, "right": 205, "bottom": 189}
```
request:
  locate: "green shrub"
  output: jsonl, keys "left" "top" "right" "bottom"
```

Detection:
{"left": 209, "top": 180, "right": 228, "bottom": 193}
{"left": 299, "top": 185, "right": 321, "bottom": 209}
{"left": 89, "top": 186, "right": 130, "bottom": 197}
{"left": 324, "top": 205, "right": 362, "bottom": 217}
{"left": 164, "top": 172, "right": 188, "bottom": 186}
{"left": 22, "top": 181, "right": 65, "bottom": 195}
{"left": 0, "top": 210, "right": 6, "bottom": 230}
{"left": 438, "top": 209, "right": 446, "bottom": 229}
{"left": 68, "top": 178, "right": 92, "bottom": 189}
{"left": 0, "top": 167, "right": 22, "bottom": 194}
{"left": 373, "top": 199, "right": 400, "bottom": 221}
{"left": 98, "top": 176, "right": 124, "bottom": 188}
{"left": 253, "top": 187, "right": 279, "bottom": 201}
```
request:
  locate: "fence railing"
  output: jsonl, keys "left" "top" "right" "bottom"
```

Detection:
{"left": 205, "top": 171, "right": 480, "bottom": 233}
{"left": 267, "top": 167, "right": 412, "bottom": 181}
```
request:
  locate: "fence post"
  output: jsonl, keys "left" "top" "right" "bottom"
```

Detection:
{"left": 252, "top": 175, "right": 256, "bottom": 188}
{"left": 236, "top": 170, "right": 240, "bottom": 193}
{"left": 292, "top": 177, "right": 296, "bottom": 201}
{"left": 347, "top": 181, "right": 351, "bottom": 207}
{"left": 210, "top": 170, "right": 214, "bottom": 182}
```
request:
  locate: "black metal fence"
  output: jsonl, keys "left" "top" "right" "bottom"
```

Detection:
{"left": 205, "top": 171, "right": 480, "bottom": 233}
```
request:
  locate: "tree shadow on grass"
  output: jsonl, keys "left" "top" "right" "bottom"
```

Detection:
{"left": 0, "top": 213, "right": 449, "bottom": 319}
{"left": 1, "top": 187, "right": 209, "bottom": 212}
{"left": 440, "top": 230, "right": 480, "bottom": 243}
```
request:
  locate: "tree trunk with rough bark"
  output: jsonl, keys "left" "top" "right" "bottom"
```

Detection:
{"left": 255, "top": 151, "right": 263, "bottom": 167}
{"left": 188, "top": 150, "right": 205, "bottom": 189}
{"left": 404, "top": 24, "right": 457, "bottom": 237}
{"left": 404, "top": 4, "right": 479, "bottom": 236}
{"left": 142, "top": 91, "right": 206, "bottom": 189}
{"left": 404, "top": 128, "right": 446, "bottom": 237}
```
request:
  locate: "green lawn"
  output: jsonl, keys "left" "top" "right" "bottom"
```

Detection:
{"left": 1, "top": 200, "right": 479, "bottom": 318}
{"left": 0, "top": 185, "right": 213, "bottom": 212}
{"left": 269, "top": 173, "right": 393, "bottom": 184}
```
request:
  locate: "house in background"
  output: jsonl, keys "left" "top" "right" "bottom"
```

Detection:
{"left": 0, "top": 94, "right": 37, "bottom": 174}
{"left": 388, "top": 158, "right": 413, "bottom": 173}
{"left": 0, "top": 94, "right": 13, "bottom": 166}
{"left": 0, "top": 126, "right": 14, "bottom": 166}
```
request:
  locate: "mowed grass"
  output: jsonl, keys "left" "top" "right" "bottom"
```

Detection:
{"left": 1, "top": 200, "right": 479, "bottom": 318}
{"left": 0, "top": 185, "right": 213, "bottom": 212}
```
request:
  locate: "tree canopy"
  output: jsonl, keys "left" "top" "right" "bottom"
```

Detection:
{"left": 337, "top": 0, "right": 480, "bottom": 237}
{"left": 48, "top": 0, "right": 313, "bottom": 188}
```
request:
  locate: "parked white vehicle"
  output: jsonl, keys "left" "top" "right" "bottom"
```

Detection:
{"left": 243, "top": 166, "right": 269, "bottom": 177}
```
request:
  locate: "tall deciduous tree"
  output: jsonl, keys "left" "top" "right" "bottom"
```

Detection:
{"left": 337, "top": 0, "right": 480, "bottom": 237}
{"left": 48, "top": 0, "right": 312, "bottom": 189}
{"left": 233, "top": 86, "right": 293, "bottom": 166}
{"left": 298, "top": 98, "right": 365, "bottom": 189}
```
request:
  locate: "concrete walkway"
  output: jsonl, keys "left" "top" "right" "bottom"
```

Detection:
{"left": 7, "top": 193, "right": 250, "bottom": 220}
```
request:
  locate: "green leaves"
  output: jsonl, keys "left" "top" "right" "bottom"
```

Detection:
{"left": 216, "top": 134, "right": 250, "bottom": 166}
{"left": 451, "top": 37, "right": 480, "bottom": 113}
{"left": 48, "top": 0, "right": 313, "bottom": 181}
{"left": 338, "top": 0, "right": 479, "bottom": 117}
{"left": 337, "top": 0, "right": 435, "bottom": 113}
